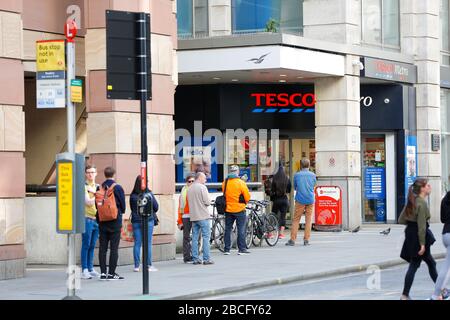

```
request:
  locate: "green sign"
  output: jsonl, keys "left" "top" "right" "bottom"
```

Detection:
{"left": 71, "top": 79, "right": 82, "bottom": 86}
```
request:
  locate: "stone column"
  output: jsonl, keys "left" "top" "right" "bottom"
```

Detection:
{"left": 85, "top": 0, "right": 177, "bottom": 261}
{"left": 0, "top": 1, "right": 26, "bottom": 279}
{"left": 402, "top": 0, "right": 441, "bottom": 221}
{"left": 315, "top": 56, "right": 362, "bottom": 230}
{"left": 209, "top": 0, "right": 231, "bottom": 36}
{"left": 303, "top": 0, "right": 361, "bottom": 44}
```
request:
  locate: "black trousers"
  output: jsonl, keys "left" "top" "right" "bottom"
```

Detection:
{"left": 182, "top": 217, "right": 192, "bottom": 262}
{"left": 99, "top": 225, "right": 121, "bottom": 275}
{"left": 272, "top": 198, "right": 289, "bottom": 228}
{"left": 402, "top": 251, "right": 438, "bottom": 296}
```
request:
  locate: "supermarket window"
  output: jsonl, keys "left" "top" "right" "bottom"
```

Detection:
{"left": 361, "top": 0, "right": 400, "bottom": 49}
{"left": 177, "top": 0, "right": 209, "bottom": 39}
{"left": 441, "top": 89, "right": 450, "bottom": 193}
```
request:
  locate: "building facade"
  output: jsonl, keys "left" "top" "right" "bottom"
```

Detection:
{"left": 0, "top": 0, "right": 177, "bottom": 280}
{"left": 175, "top": 0, "right": 448, "bottom": 229}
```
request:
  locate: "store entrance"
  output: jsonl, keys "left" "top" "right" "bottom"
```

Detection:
{"left": 278, "top": 138, "right": 316, "bottom": 222}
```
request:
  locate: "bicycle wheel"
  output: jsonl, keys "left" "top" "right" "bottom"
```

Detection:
{"left": 264, "top": 214, "right": 280, "bottom": 246}
{"left": 212, "top": 216, "right": 226, "bottom": 252}
{"left": 252, "top": 220, "right": 263, "bottom": 247}
{"left": 245, "top": 216, "right": 253, "bottom": 249}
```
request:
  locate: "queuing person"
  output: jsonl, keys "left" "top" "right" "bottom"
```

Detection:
{"left": 81, "top": 165, "right": 100, "bottom": 279}
{"left": 97, "top": 166, "right": 126, "bottom": 281}
{"left": 187, "top": 172, "right": 214, "bottom": 265}
{"left": 286, "top": 158, "right": 316, "bottom": 246}
{"left": 130, "top": 175, "right": 159, "bottom": 272}
{"left": 177, "top": 173, "right": 195, "bottom": 263}
{"left": 270, "top": 164, "right": 291, "bottom": 239}
{"left": 222, "top": 165, "right": 251, "bottom": 255}
{"left": 430, "top": 187, "right": 450, "bottom": 300}
{"left": 399, "top": 178, "right": 438, "bottom": 300}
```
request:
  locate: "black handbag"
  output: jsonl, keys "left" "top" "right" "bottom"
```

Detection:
{"left": 215, "top": 178, "right": 229, "bottom": 215}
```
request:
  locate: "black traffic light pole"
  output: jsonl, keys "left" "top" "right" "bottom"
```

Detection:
{"left": 138, "top": 12, "right": 150, "bottom": 296}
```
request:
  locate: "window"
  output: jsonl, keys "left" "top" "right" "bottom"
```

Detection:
{"left": 232, "top": 0, "right": 303, "bottom": 35}
{"left": 177, "top": 0, "right": 209, "bottom": 39}
{"left": 441, "top": 0, "right": 450, "bottom": 65}
{"left": 362, "top": 0, "right": 400, "bottom": 49}
{"left": 441, "top": 89, "right": 450, "bottom": 193}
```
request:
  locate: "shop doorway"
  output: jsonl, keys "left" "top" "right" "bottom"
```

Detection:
{"left": 361, "top": 134, "right": 396, "bottom": 223}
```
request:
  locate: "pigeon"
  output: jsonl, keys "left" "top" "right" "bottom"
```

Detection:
{"left": 350, "top": 226, "right": 360, "bottom": 233}
{"left": 380, "top": 227, "right": 391, "bottom": 235}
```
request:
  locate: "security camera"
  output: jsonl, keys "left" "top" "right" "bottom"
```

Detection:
{"left": 352, "top": 60, "right": 364, "bottom": 71}
{"left": 384, "top": 98, "right": 390, "bottom": 104}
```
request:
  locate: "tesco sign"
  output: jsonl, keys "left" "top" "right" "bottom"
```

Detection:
{"left": 251, "top": 93, "right": 316, "bottom": 113}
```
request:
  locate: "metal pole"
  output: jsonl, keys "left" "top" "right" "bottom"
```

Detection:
{"left": 65, "top": 39, "right": 78, "bottom": 299}
{"left": 138, "top": 12, "right": 150, "bottom": 295}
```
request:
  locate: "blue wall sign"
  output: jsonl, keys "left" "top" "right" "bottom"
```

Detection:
{"left": 404, "top": 135, "right": 418, "bottom": 197}
{"left": 364, "top": 167, "right": 386, "bottom": 200}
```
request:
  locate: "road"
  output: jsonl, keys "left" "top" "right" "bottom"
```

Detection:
{"left": 205, "top": 261, "right": 447, "bottom": 300}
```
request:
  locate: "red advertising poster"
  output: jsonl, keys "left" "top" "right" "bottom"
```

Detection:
{"left": 315, "top": 186, "right": 342, "bottom": 230}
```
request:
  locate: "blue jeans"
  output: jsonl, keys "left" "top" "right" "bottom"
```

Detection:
{"left": 132, "top": 220, "right": 154, "bottom": 268}
{"left": 81, "top": 218, "right": 99, "bottom": 271}
{"left": 224, "top": 211, "right": 247, "bottom": 252}
{"left": 192, "top": 219, "right": 211, "bottom": 262}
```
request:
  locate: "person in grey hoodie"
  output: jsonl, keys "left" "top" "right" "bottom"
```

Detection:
{"left": 187, "top": 172, "right": 214, "bottom": 265}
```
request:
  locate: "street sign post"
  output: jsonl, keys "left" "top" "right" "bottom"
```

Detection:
{"left": 106, "top": 10, "right": 152, "bottom": 295}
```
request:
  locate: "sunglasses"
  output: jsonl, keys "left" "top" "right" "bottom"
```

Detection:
{"left": 187, "top": 180, "right": 194, "bottom": 183}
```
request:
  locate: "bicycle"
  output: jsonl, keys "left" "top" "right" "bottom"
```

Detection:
{"left": 245, "top": 199, "right": 279, "bottom": 247}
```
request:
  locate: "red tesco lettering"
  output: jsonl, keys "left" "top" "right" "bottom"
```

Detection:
{"left": 251, "top": 93, "right": 316, "bottom": 107}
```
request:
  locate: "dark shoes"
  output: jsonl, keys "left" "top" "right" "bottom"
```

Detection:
{"left": 184, "top": 259, "right": 194, "bottom": 264}
{"left": 193, "top": 260, "right": 202, "bottom": 265}
{"left": 304, "top": 240, "right": 310, "bottom": 246}
{"left": 203, "top": 260, "right": 215, "bottom": 265}
{"left": 285, "top": 240, "right": 295, "bottom": 246}
{"left": 237, "top": 250, "right": 250, "bottom": 255}
{"left": 107, "top": 273, "right": 124, "bottom": 280}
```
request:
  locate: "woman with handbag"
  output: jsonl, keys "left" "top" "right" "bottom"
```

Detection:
{"left": 399, "top": 178, "right": 438, "bottom": 300}
{"left": 130, "top": 175, "right": 159, "bottom": 272}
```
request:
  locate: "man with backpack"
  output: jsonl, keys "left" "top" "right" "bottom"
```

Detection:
{"left": 96, "top": 166, "right": 126, "bottom": 280}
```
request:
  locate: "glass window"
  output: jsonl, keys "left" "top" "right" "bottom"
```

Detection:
{"left": 177, "top": 0, "right": 209, "bottom": 39}
{"left": 177, "top": 0, "right": 193, "bottom": 38}
{"left": 232, "top": 0, "right": 303, "bottom": 35}
{"left": 441, "top": 0, "right": 450, "bottom": 65}
{"left": 362, "top": 0, "right": 400, "bottom": 49}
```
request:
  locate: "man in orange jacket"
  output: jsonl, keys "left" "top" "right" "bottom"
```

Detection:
{"left": 222, "top": 165, "right": 251, "bottom": 255}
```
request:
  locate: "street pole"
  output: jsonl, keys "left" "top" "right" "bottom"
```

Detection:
{"left": 63, "top": 20, "right": 80, "bottom": 300}
{"left": 138, "top": 12, "right": 150, "bottom": 295}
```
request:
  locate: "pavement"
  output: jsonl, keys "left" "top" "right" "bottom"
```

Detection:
{"left": 0, "top": 223, "right": 447, "bottom": 300}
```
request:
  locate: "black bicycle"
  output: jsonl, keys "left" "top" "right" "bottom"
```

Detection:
{"left": 245, "top": 200, "right": 279, "bottom": 247}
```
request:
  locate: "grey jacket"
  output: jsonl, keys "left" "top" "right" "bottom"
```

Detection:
{"left": 187, "top": 182, "right": 210, "bottom": 222}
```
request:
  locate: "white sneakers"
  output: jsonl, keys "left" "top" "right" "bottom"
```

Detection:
{"left": 89, "top": 270, "right": 100, "bottom": 277}
{"left": 133, "top": 265, "right": 159, "bottom": 272}
{"left": 81, "top": 269, "right": 92, "bottom": 279}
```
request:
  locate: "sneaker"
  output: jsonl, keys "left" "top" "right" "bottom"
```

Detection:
{"left": 81, "top": 269, "right": 92, "bottom": 280}
{"left": 223, "top": 251, "right": 231, "bottom": 255}
{"left": 184, "top": 259, "right": 194, "bottom": 264}
{"left": 203, "top": 260, "right": 215, "bottom": 265}
{"left": 148, "top": 265, "right": 158, "bottom": 272}
{"left": 278, "top": 233, "right": 285, "bottom": 239}
{"left": 107, "top": 273, "right": 124, "bottom": 281}
{"left": 238, "top": 250, "right": 250, "bottom": 255}
{"left": 266, "top": 232, "right": 274, "bottom": 239}
{"left": 193, "top": 260, "right": 202, "bottom": 265}
{"left": 304, "top": 240, "right": 310, "bottom": 246}
{"left": 442, "top": 288, "right": 449, "bottom": 300}
{"left": 99, "top": 273, "right": 107, "bottom": 281}
{"left": 285, "top": 240, "right": 295, "bottom": 246}
{"left": 133, "top": 267, "right": 140, "bottom": 272}
{"left": 89, "top": 269, "right": 100, "bottom": 278}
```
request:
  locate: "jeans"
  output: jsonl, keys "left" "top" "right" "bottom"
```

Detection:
{"left": 99, "top": 224, "right": 121, "bottom": 275}
{"left": 81, "top": 218, "right": 99, "bottom": 271}
{"left": 224, "top": 211, "right": 247, "bottom": 252}
{"left": 191, "top": 219, "right": 211, "bottom": 262}
{"left": 402, "top": 251, "right": 438, "bottom": 296}
{"left": 132, "top": 219, "right": 154, "bottom": 268}
{"left": 182, "top": 217, "right": 192, "bottom": 262}
{"left": 434, "top": 233, "right": 450, "bottom": 296}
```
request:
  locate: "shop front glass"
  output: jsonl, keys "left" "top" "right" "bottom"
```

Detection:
{"left": 441, "top": 89, "right": 450, "bottom": 193}
{"left": 362, "top": 136, "right": 387, "bottom": 222}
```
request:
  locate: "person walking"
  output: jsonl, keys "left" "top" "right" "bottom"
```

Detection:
{"left": 430, "top": 188, "right": 450, "bottom": 300}
{"left": 177, "top": 173, "right": 195, "bottom": 263}
{"left": 187, "top": 172, "right": 214, "bottom": 265}
{"left": 286, "top": 158, "right": 316, "bottom": 246}
{"left": 270, "top": 164, "right": 291, "bottom": 239}
{"left": 81, "top": 165, "right": 100, "bottom": 279}
{"left": 97, "top": 166, "right": 126, "bottom": 281}
{"left": 222, "top": 165, "right": 251, "bottom": 255}
{"left": 130, "top": 175, "right": 159, "bottom": 272}
{"left": 399, "top": 178, "right": 438, "bottom": 300}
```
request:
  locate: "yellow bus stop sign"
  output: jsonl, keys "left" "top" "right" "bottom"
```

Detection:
{"left": 58, "top": 162, "right": 73, "bottom": 231}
